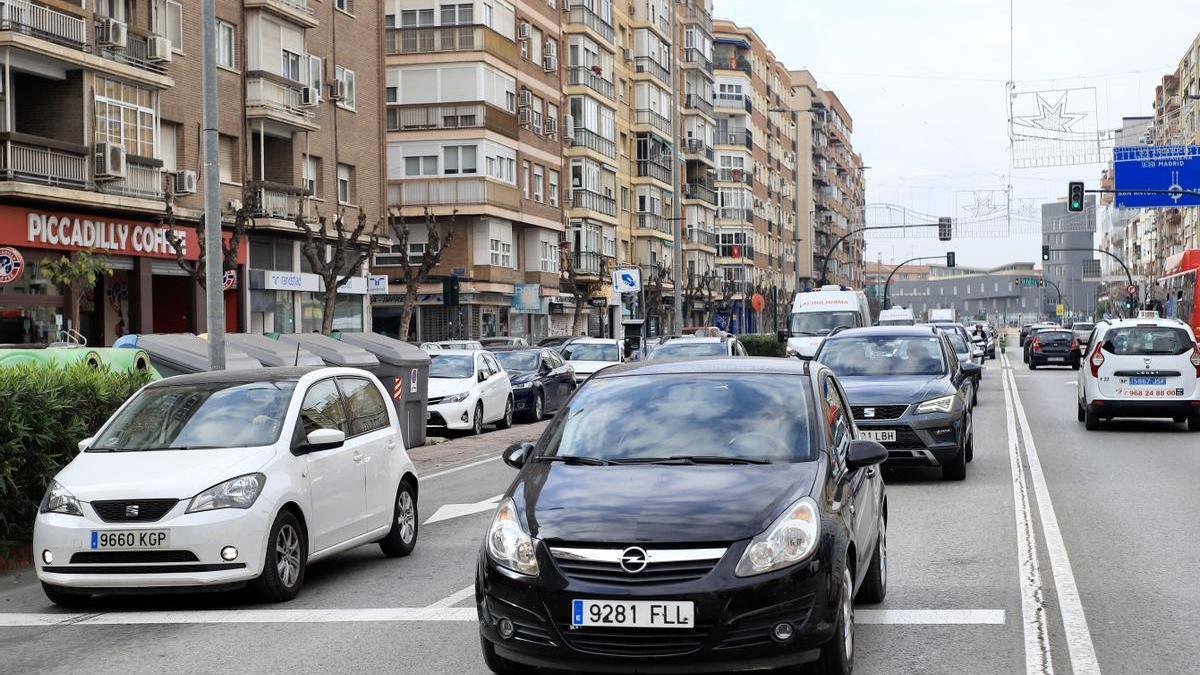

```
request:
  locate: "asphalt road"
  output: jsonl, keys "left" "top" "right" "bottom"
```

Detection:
{"left": 0, "top": 345, "right": 1193, "bottom": 674}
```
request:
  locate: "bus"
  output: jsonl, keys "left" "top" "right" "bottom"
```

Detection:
{"left": 1158, "top": 249, "right": 1200, "bottom": 336}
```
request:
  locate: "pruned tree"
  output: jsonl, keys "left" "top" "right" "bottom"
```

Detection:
{"left": 295, "top": 210, "right": 382, "bottom": 335}
{"left": 642, "top": 264, "right": 670, "bottom": 332}
{"left": 164, "top": 192, "right": 255, "bottom": 288}
{"left": 682, "top": 268, "right": 715, "bottom": 328}
{"left": 559, "top": 240, "right": 591, "bottom": 335}
{"left": 386, "top": 206, "right": 456, "bottom": 340}
{"left": 42, "top": 250, "right": 112, "bottom": 335}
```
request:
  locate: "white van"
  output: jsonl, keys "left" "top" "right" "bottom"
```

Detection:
{"left": 783, "top": 286, "right": 872, "bottom": 358}
{"left": 929, "top": 308, "right": 956, "bottom": 323}
{"left": 877, "top": 307, "right": 916, "bottom": 326}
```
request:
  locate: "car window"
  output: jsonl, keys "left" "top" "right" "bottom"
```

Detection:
{"left": 337, "top": 377, "right": 390, "bottom": 436}
{"left": 819, "top": 374, "right": 852, "bottom": 473}
{"left": 1102, "top": 326, "right": 1194, "bottom": 356}
{"left": 648, "top": 341, "right": 728, "bottom": 360}
{"left": 818, "top": 336, "right": 948, "bottom": 377}
{"left": 299, "top": 379, "right": 349, "bottom": 436}
{"left": 476, "top": 355, "right": 492, "bottom": 378}
{"left": 494, "top": 350, "right": 540, "bottom": 372}
{"left": 429, "top": 354, "right": 474, "bottom": 378}
{"left": 562, "top": 342, "right": 619, "bottom": 362}
{"left": 484, "top": 353, "right": 502, "bottom": 375}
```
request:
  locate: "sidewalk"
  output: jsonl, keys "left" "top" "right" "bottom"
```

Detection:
{"left": 409, "top": 421, "right": 551, "bottom": 476}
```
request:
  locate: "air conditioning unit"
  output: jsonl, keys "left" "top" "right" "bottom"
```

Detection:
{"left": 148, "top": 35, "right": 172, "bottom": 63}
{"left": 622, "top": 48, "right": 632, "bottom": 62}
{"left": 518, "top": 22, "right": 530, "bottom": 39}
{"left": 300, "top": 86, "right": 320, "bottom": 107}
{"left": 518, "top": 89, "right": 532, "bottom": 108}
{"left": 545, "top": 117, "right": 557, "bottom": 138}
{"left": 329, "top": 79, "right": 348, "bottom": 101}
{"left": 563, "top": 114, "right": 575, "bottom": 138}
{"left": 543, "top": 55, "right": 558, "bottom": 73}
{"left": 173, "top": 170, "right": 198, "bottom": 196}
{"left": 94, "top": 142, "right": 127, "bottom": 180}
{"left": 518, "top": 107, "right": 532, "bottom": 127}
{"left": 99, "top": 18, "right": 127, "bottom": 50}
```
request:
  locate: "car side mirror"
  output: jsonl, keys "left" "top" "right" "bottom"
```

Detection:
{"left": 78, "top": 436, "right": 96, "bottom": 452}
{"left": 478, "top": 370, "right": 488, "bottom": 382}
{"left": 540, "top": 362, "right": 552, "bottom": 375}
{"left": 961, "top": 361, "right": 982, "bottom": 377}
{"left": 776, "top": 330, "right": 789, "bottom": 344}
{"left": 301, "top": 428, "right": 345, "bottom": 453}
{"left": 847, "top": 439, "right": 888, "bottom": 470}
{"left": 503, "top": 441, "right": 535, "bottom": 469}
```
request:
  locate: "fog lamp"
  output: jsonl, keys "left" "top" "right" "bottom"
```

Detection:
{"left": 498, "top": 617, "right": 515, "bottom": 640}
{"left": 221, "top": 546, "right": 239, "bottom": 561}
{"left": 41, "top": 550, "right": 53, "bottom": 565}
{"left": 772, "top": 621, "right": 794, "bottom": 642}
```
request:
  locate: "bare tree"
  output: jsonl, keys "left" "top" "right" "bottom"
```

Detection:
{"left": 683, "top": 268, "right": 716, "bottom": 328}
{"left": 386, "top": 207, "right": 456, "bottom": 340}
{"left": 165, "top": 193, "right": 255, "bottom": 289}
{"left": 295, "top": 210, "right": 382, "bottom": 335}
{"left": 559, "top": 240, "right": 593, "bottom": 335}
{"left": 643, "top": 264, "right": 670, "bottom": 332}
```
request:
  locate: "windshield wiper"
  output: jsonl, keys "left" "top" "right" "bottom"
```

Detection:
{"left": 533, "top": 455, "right": 612, "bottom": 466}
{"left": 792, "top": 331, "right": 818, "bottom": 336}
{"left": 614, "top": 455, "right": 772, "bottom": 465}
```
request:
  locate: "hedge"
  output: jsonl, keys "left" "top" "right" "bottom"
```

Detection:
{"left": 0, "top": 362, "right": 151, "bottom": 544}
{"left": 740, "top": 334, "right": 787, "bottom": 358}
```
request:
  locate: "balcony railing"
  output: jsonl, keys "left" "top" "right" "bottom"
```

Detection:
{"left": 635, "top": 158, "right": 671, "bottom": 184}
{"left": 567, "top": 66, "right": 615, "bottom": 100}
{"left": 246, "top": 75, "right": 318, "bottom": 128}
{"left": 389, "top": 177, "right": 520, "bottom": 209}
{"left": 716, "top": 129, "right": 753, "bottom": 149}
{"left": 715, "top": 92, "right": 747, "bottom": 110}
{"left": 0, "top": 0, "right": 87, "bottom": 48}
{"left": 714, "top": 55, "right": 752, "bottom": 74}
{"left": 567, "top": 5, "right": 613, "bottom": 42}
{"left": 680, "top": 2, "right": 712, "bottom": 29}
{"left": 0, "top": 134, "right": 87, "bottom": 189}
{"left": 682, "top": 48, "right": 713, "bottom": 74}
{"left": 384, "top": 25, "right": 517, "bottom": 62}
{"left": 568, "top": 127, "right": 616, "bottom": 159}
{"left": 636, "top": 212, "right": 673, "bottom": 235}
{"left": 633, "top": 56, "right": 670, "bottom": 86}
{"left": 635, "top": 108, "right": 671, "bottom": 136}
{"left": 244, "top": 0, "right": 317, "bottom": 25}
{"left": 684, "top": 182, "right": 717, "bottom": 205}
{"left": 570, "top": 188, "right": 616, "bottom": 216}
{"left": 683, "top": 137, "right": 714, "bottom": 161}
{"left": 718, "top": 207, "right": 753, "bottom": 222}
{"left": 250, "top": 181, "right": 309, "bottom": 220}
{"left": 716, "top": 168, "right": 752, "bottom": 185}
{"left": 97, "top": 160, "right": 164, "bottom": 200}
{"left": 684, "top": 93, "right": 714, "bottom": 118}
{"left": 686, "top": 227, "right": 717, "bottom": 247}
{"left": 94, "top": 23, "right": 166, "bottom": 74}
{"left": 387, "top": 102, "right": 517, "bottom": 138}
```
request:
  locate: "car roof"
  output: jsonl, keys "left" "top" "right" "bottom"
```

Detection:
{"left": 489, "top": 346, "right": 546, "bottom": 353}
{"left": 660, "top": 336, "right": 726, "bottom": 343}
{"left": 569, "top": 337, "right": 619, "bottom": 344}
{"left": 595, "top": 356, "right": 810, "bottom": 379}
{"left": 826, "top": 325, "right": 940, "bottom": 338}
{"left": 430, "top": 349, "right": 481, "bottom": 356}
{"left": 1096, "top": 317, "right": 1189, "bottom": 329}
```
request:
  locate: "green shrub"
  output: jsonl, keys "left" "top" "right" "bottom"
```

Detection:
{"left": 740, "top": 334, "right": 787, "bottom": 358}
{"left": 0, "top": 362, "right": 151, "bottom": 543}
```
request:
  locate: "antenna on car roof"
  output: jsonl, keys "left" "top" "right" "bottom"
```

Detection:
{"left": 294, "top": 342, "right": 301, "bottom": 367}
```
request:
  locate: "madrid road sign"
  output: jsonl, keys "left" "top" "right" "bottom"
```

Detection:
{"left": 613, "top": 267, "right": 641, "bottom": 293}
{"left": 1112, "top": 145, "right": 1200, "bottom": 208}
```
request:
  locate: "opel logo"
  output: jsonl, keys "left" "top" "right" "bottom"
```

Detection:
{"left": 125, "top": 504, "right": 139, "bottom": 518}
{"left": 619, "top": 546, "right": 649, "bottom": 574}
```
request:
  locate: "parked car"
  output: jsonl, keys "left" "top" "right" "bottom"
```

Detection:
{"left": 34, "top": 367, "right": 419, "bottom": 606}
{"left": 559, "top": 338, "right": 623, "bottom": 384}
{"left": 478, "top": 357, "right": 887, "bottom": 674}
{"left": 646, "top": 335, "right": 748, "bottom": 360}
{"left": 1019, "top": 323, "right": 1034, "bottom": 346}
{"left": 537, "top": 336, "right": 581, "bottom": 349}
{"left": 1027, "top": 328, "right": 1080, "bottom": 370}
{"left": 877, "top": 307, "right": 916, "bottom": 326}
{"left": 419, "top": 342, "right": 443, "bottom": 353}
{"left": 437, "top": 340, "right": 484, "bottom": 351}
{"left": 427, "top": 350, "right": 514, "bottom": 435}
{"left": 481, "top": 337, "right": 529, "bottom": 348}
{"left": 491, "top": 348, "right": 576, "bottom": 421}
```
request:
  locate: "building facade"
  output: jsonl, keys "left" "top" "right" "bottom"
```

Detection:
{"left": 888, "top": 263, "right": 1044, "bottom": 325}
{"left": 1042, "top": 196, "right": 1099, "bottom": 321}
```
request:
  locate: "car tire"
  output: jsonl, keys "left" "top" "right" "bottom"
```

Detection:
{"left": 1085, "top": 407, "right": 1101, "bottom": 431}
{"left": 971, "top": 386, "right": 979, "bottom": 408}
{"left": 1028, "top": 362, "right": 1037, "bottom": 370}
{"left": 1173, "top": 415, "right": 1187, "bottom": 424}
{"left": 965, "top": 430, "right": 974, "bottom": 463}
{"left": 530, "top": 391, "right": 544, "bottom": 421}
{"left": 812, "top": 566, "right": 855, "bottom": 675}
{"left": 481, "top": 633, "right": 521, "bottom": 674}
{"left": 41, "top": 582, "right": 92, "bottom": 608}
{"left": 1077, "top": 401, "right": 1086, "bottom": 422}
{"left": 471, "top": 402, "right": 484, "bottom": 436}
{"left": 496, "top": 397, "right": 514, "bottom": 429}
{"left": 379, "top": 480, "right": 418, "bottom": 558}
{"left": 1189, "top": 412, "right": 1200, "bottom": 432}
{"left": 250, "top": 510, "right": 306, "bottom": 603}
{"left": 941, "top": 446, "right": 967, "bottom": 481}
{"left": 856, "top": 515, "right": 887, "bottom": 604}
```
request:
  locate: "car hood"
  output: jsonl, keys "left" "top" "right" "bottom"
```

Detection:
{"left": 516, "top": 463, "right": 818, "bottom": 544}
{"left": 568, "top": 361, "right": 618, "bottom": 376}
{"left": 429, "top": 376, "right": 475, "bottom": 398}
{"left": 57, "top": 446, "right": 277, "bottom": 502}
{"left": 837, "top": 375, "right": 951, "bottom": 405}
{"left": 787, "top": 336, "right": 824, "bottom": 358}
{"left": 508, "top": 371, "right": 539, "bottom": 385}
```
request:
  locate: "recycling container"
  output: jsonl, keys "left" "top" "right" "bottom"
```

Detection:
{"left": 225, "top": 333, "right": 325, "bottom": 368}
{"left": 133, "top": 333, "right": 262, "bottom": 378}
{"left": 274, "top": 333, "right": 379, "bottom": 369}
{"left": 337, "top": 332, "right": 431, "bottom": 449}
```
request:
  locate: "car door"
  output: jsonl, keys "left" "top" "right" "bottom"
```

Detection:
{"left": 298, "top": 378, "right": 367, "bottom": 552}
{"left": 819, "top": 372, "right": 874, "bottom": 579}
{"left": 943, "top": 337, "right": 971, "bottom": 406}
{"left": 548, "top": 350, "right": 574, "bottom": 407}
{"left": 337, "top": 376, "right": 398, "bottom": 533}
{"left": 536, "top": 350, "right": 558, "bottom": 406}
{"left": 483, "top": 352, "right": 508, "bottom": 421}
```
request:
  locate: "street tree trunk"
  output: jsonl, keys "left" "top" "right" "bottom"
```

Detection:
{"left": 388, "top": 207, "right": 456, "bottom": 341}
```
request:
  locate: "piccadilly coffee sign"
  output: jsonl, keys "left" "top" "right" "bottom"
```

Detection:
{"left": 1, "top": 206, "right": 205, "bottom": 260}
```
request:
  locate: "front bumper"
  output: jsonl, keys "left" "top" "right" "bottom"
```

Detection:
{"left": 428, "top": 399, "right": 475, "bottom": 430}
{"left": 857, "top": 411, "right": 963, "bottom": 466}
{"left": 511, "top": 386, "right": 537, "bottom": 412}
{"left": 476, "top": 542, "right": 837, "bottom": 674}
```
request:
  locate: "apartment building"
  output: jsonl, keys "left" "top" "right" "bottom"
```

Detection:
{"left": 374, "top": 0, "right": 566, "bottom": 342}
{"left": 0, "top": 0, "right": 384, "bottom": 346}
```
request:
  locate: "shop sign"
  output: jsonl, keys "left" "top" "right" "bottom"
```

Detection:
{"left": 222, "top": 269, "right": 238, "bottom": 291}
{"left": 0, "top": 247, "right": 24, "bottom": 284}
{"left": 368, "top": 275, "right": 389, "bottom": 295}
{"left": 512, "top": 284, "right": 542, "bottom": 314}
{"left": 259, "top": 270, "right": 321, "bottom": 292}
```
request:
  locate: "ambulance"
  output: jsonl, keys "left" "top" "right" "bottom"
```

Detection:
{"left": 781, "top": 285, "right": 873, "bottom": 358}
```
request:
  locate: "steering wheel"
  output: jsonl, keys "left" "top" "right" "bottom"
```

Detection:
{"left": 726, "top": 431, "right": 790, "bottom": 458}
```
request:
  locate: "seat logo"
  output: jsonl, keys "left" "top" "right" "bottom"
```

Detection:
{"left": 620, "top": 546, "right": 649, "bottom": 573}
{"left": 863, "top": 408, "right": 875, "bottom": 418}
{"left": 125, "top": 504, "right": 139, "bottom": 518}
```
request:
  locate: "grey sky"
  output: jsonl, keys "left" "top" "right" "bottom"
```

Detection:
{"left": 713, "top": 0, "right": 1200, "bottom": 268}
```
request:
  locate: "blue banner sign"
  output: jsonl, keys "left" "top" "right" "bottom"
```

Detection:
{"left": 1112, "top": 145, "right": 1200, "bottom": 208}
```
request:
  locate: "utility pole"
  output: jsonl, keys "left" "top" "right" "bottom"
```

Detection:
{"left": 669, "top": 4, "right": 683, "bottom": 336}
{"left": 201, "top": 0, "right": 225, "bottom": 369}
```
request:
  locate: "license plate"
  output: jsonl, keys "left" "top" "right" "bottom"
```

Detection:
{"left": 1048, "top": 357, "right": 1065, "bottom": 362}
{"left": 571, "top": 600, "right": 694, "bottom": 629}
{"left": 859, "top": 429, "right": 896, "bottom": 443}
{"left": 90, "top": 530, "right": 170, "bottom": 550}
{"left": 1130, "top": 377, "right": 1167, "bottom": 385}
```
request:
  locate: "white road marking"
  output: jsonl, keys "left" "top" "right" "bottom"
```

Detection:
{"left": 423, "top": 494, "right": 503, "bottom": 525}
{"left": 855, "top": 609, "right": 1005, "bottom": 625}
{"left": 1004, "top": 355, "right": 1102, "bottom": 675}
{"left": 423, "top": 456, "right": 502, "bottom": 480}
{"left": 425, "top": 585, "right": 475, "bottom": 609}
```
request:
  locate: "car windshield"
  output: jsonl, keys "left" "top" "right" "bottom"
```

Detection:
{"left": 429, "top": 354, "right": 475, "bottom": 378}
{"left": 648, "top": 341, "right": 727, "bottom": 360}
{"left": 1073, "top": 323, "right": 1094, "bottom": 332}
{"left": 818, "top": 336, "right": 948, "bottom": 377}
{"left": 1102, "top": 326, "right": 1194, "bottom": 356}
{"left": 789, "top": 311, "right": 860, "bottom": 336}
{"left": 539, "top": 374, "right": 814, "bottom": 463}
{"left": 561, "top": 343, "right": 619, "bottom": 362}
{"left": 493, "top": 350, "right": 540, "bottom": 372}
{"left": 945, "top": 333, "right": 971, "bottom": 355}
{"left": 90, "top": 381, "right": 296, "bottom": 451}
{"left": 1038, "top": 331, "right": 1072, "bottom": 342}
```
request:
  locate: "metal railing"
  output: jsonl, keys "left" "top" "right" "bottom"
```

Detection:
{"left": 686, "top": 227, "right": 717, "bottom": 247}
{"left": 684, "top": 182, "right": 717, "bottom": 205}
{"left": 384, "top": 25, "right": 517, "bottom": 61}
{"left": 0, "top": 0, "right": 87, "bottom": 48}
{"left": 633, "top": 56, "right": 670, "bottom": 86}
{"left": 246, "top": 76, "right": 317, "bottom": 125}
{"left": 250, "top": 182, "right": 309, "bottom": 220}
{"left": 0, "top": 138, "right": 87, "bottom": 188}
{"left": 567, "top": 66, "right": 615, "bottom": 100}
{"left": 682, "top": 48, "right": 713, "bottom": 73}
{"left": 570, "top": 188, "right": 616, "bottom": 216}
{"left": 684, "top": 93, "right": 714, "bottom": 118}
{"left": 716, "top": 168, "right": 752, "bottom": 185}
{"left": 714, "top": 55, "right": 752, "bottom": 74}
{"left": 569, "top": 127, "right": 616, "bottom": 158}
{"left": 389, "top": 177, "right": 520, "bottom": 209}
{"left": 253, "top": 0, "right": 315, "bottom": 16}
{"left": 567, "top": 5, "right": 613, "bottom": 42}
{"left": 716, "top": 129, "right": 753, "bottom": 149}
{"left": 636, "top": 212, "right": 673, "bottom": 235}
{"left": 572, "top": 250, "right": 603, "bottom": 275}
{"left": 635, "top": 158, "right": 671, "bottom": 184}
{"left": 94, "top": 24, "right": 166, "bottom": 74}
{"left": 386, "top": 102, "right": 516, "bottom": 137}
{"left": 683, "top": 137, "right": 714, "bottom": 161}
{"left": 635, "top": 108, "right": 671, "bottom": 136}
{"left": 718, "top": 207, "right": 754, "bottom": 222}
{"left": 97, "top": 161, "right": 163, "bottom": 200}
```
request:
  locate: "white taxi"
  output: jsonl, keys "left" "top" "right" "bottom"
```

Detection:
{"left": 1077, "top": 315, "right": 1200, "bottom": 430}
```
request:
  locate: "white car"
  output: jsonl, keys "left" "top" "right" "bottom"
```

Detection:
{"left": 559, "top": 338, "right": 623, "bottom": 384}
{"left": 34, "top": 367, "right": 419, "bottom": 606}
{"left": 427, "top": 350, "right": 514, "bottom": 435}
{"left": 437, "top": 340, "right": 484, "bottom": 351}
{"left": 1077, "top": 316, "right": 1200, "bottom": 430}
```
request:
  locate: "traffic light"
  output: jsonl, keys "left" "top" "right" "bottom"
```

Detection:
{"left": 1125, "top": 296, "right": 1135, "bottom": 311}
{"left": 937, "top": 217, "right": 952, "bottom": 241}
{"left": 1041, "top": 244, "right": 1050, "bottom": 261}
{"left": 946, "top": 251, "right": 956, "bottom": 268}
{"left": 1068, "top": 181, "right": 1085, "bottom": 212}
{"left": 442, "top": 276, "right": 460, "bottom": 306}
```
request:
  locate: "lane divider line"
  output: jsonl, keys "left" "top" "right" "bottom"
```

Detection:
{"left": 425, "top": 585, "right": 476, "bottom": 609}
{"left": 855, "top": 609, "right": 1005, "bottom": 625}
{"left": 422, "top": 456, "right": 502, "bottom": 481}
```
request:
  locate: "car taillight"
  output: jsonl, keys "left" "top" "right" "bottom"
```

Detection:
{"left": 1191, "top": 346, "right": 1200, "bottom": 377}
{"left": 1032, "top": 338, "right": 1042, "bottom": 352}
{"left": 1090, "top": 344, "right": 1105, "bottom": 377}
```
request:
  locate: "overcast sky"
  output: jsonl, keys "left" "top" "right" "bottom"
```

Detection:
{"left": 713, "top": 0, "right": 1200, "bottom": 268}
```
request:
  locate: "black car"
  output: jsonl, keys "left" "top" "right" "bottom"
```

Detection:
{"left": 1027, "top": 328, "right": 1080, "bottom": 370}
{"left": 1023, "top": 325, "right": 1062, "bottom": 363}
{"left": 477, "top": 358, "right": 888, "bottom": 674}
{"left": 814, "top": 326, "right": 978, "bottom": 480}
{"left": 537, "top": 336, "right": 580, "bottom": 349}
{"left": 491, "top": 348, "right": 577, "bottom": 421}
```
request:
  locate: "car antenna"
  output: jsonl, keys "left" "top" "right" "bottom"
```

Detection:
{"left": 294, "top": 342, "right": 301, "bottom": 367}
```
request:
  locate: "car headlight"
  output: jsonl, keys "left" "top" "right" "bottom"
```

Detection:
{"left": 916, "top": 395, "right": 956, "bottom": 414}
{"left": 513, "top": 382, "right": 533, "bottom": 390}
{"left": 39, "top": 480, "right": 83, "bottom": 516}
{"left": 441, "top": 392, "right": 469, "bottom": 403}
{"left": 486, "top": 497, "right": 539, "bottom": 576}
{"left": 736, "top": 497, "right": 820, "bottom": 577}
{"left": 187, "top": 473, "right": 266, "bottom": 513}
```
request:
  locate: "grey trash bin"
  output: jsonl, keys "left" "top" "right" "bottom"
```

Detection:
{"left": 226, "top": 333, "right": 325, "bottom": 367}
{"left": 275, "top": 333, "right": 380, "bottom": 369}
{"left": 134, "top": 333, "right": 263, "bottom": 378}
{"left": 337, "top": 332, "right": 431, "bottom": 449}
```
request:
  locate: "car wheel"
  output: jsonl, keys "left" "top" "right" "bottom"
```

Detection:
{"left": 379, "top": 480, "right": 418, "bottom": 558}
{"left": 496, "top": 396, "right": 514, "bottom": 429}
{"left": 41, "top": 582, "right": 92, "bottom": 608}
{"left": 856, "top": 515, "right": 887, "bottom": 604}
{"left": 471, "top": 402, "right": 484, "bottom": 436}
{"left": 531, "top": 391, "right": 544, "bottom": 421}
{"left": 1189, "top": 411, "right": 1200, "bottom": 432}
{"left": 1174, "top": 415, "right": 1187, "bottom": 424}
{"left": 480, "top": 632, "right": 520, "bottom": 674}
{"left": 1084, "top": 407, "right": 1101, "bottom": 431}
{"left": 812, "top": 566, "right": 855, "bottom": 675}
{"left": 1028, "top": 362, "right": 1037, "bottom": 370}
{"left": 1077, "top": 401, "right": 1086, "bottom": 422}
{"left": 965, "top": 430, "right": 974, "bottom": 463}
{"left": 251, "top": 510, "right": 306, "bottom": 603}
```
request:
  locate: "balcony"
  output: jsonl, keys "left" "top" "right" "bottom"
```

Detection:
{"left": 682, "top": 48, "right": 713, "bottom": 74}
{"left": 385, "top": 25, "right": 517, "bottom": 63}
{"left": 718, "top": 207, "right": 753, "bottom": 222}
{"left": 635, "top": 158, "right": 671, "bottom": 184}
{"left": 715, "top": 92, "right": 751, "bottom": 114}
{"left": 567, "top": 5, "right": 613, "bottom": 43}
{"left": 94, "top": 23, "right": 166, "bottom": 75}
{"left": 567, "top": 127, "right": 616, "bottom": 159}
{"left": 682, "top": 137, "right": 714, "bottom": 162}
{"left": 388, "top": 177, "right": 520, "bottom": 210}
{"left": 633, "top": 56, "right": 670, "bottom": 87}
{"left": 566, "top": 66, "right": 615, "bottom": 100}
{"left": 634, "top": 108, "right": 671, "bottom": 136}
{"left": 636, "top": 212, "right": 673, "bottom": 236}
{"left": 243, "top": 0, "right": 318, "bottom": 28}
{"left": 716, "top": 129, "right": 753, "bottom": 150}
{"left": 250, "top": 181, "right": 309, "bottom": 220}
{"left": 387, "top": 101, "right": 517, "bottom": 139}
{"left": 246, "top": 75, "right": 319, "bottom": 131}
{"left": 716, "top": 168, "right": 752, "bottom": 185}
{"left": 0, "top": 133, "right": 87, "bottom": 189}
{"left": 684, "top": 182, "right": 717, "bottom": 205}
{"left": 570, "top": 188, "right": 616, "bottom": 217}
{"left": 680, "top": 3, "right": 712, "bottom": 30}
{"left": 714, "top": 55, "right": 752, "bottom": 74}
{"left": 686, "top": 227, "right": 717, "bottom": 247}
{"left": 684, "top": 93, "right": 714, "bottom": 118}
{"left": 0, "top": 0, "right": 87, "bottom": 49}
{"left": 96, "top": 158, "right": 164, "bottom": 200}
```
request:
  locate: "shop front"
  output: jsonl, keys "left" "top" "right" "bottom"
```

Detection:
{"left": 248, "top": 269, "right": 387, "bottom": 335}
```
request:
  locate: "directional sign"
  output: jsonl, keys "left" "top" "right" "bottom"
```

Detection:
{"left": 424, "top": 494, "right": 502, "bottom": 525}
{"left": 1056, "top": 303, "right": 1065, "bottom": 317}
{"left": 1113, "top": 145, "right": 1200, "bottom": 208}
{"left": 612, "top": 267, "right": 641, "bottom": 293}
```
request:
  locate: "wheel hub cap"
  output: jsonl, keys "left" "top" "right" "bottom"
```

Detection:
{"left": 276, "top": 524, "right": 301, "bottom": 588}
{"left": 397, "top": 491, "right": 416, "bottom": 544}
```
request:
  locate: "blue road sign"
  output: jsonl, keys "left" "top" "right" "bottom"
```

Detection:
{"left": 612, "top": 267, "right": 641, "bottom": 293}
{"left": 1113, "top": 145, "right": 1200, "bottom": 208}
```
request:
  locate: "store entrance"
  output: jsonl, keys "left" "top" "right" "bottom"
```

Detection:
{"left": 152, "top": 275, "right": 193, "bottom": 333}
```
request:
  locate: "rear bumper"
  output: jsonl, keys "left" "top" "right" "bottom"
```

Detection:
{"left": 1088, "top": 399, "right": 1200, "bottom": 418}
{"left": 1029, "top": 352, "right": 1079, "bottom": 366}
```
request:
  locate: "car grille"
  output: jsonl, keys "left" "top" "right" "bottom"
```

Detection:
{"left": 90, "top": 499, "right": 179, "bottom": 523}
{"left": 550, "top": 547, "right": 725, "bottom": 586}
{"left": 70, "top": 550, "right": 198, "bottom": 564}
{"left": 714, "top": 594, "right": 816, "bottom": 651}
{"left": 561, "top": 620, "right": 715, "bottom": 656}
{"left": 851, "top": 404, "right": 909, "bottom": 421}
